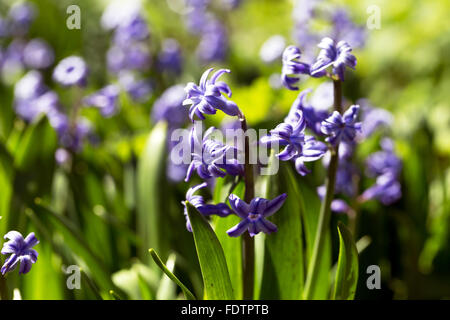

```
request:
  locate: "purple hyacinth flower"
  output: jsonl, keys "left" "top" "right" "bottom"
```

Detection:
{"left": 360, "top": 172, "right": 401, "bottom": 205}
{"left": 151, "top": 84, "right": 187, "bottom": 128}
{"left": 113, "top": 15, "right": 150, "bottom": 46}
{"left": 158, "top": 38, "right": 182, "bottom": 74}
{"left": 227, "top": 193, "right": 287, "bottom": 237}
{"left": 285, "top": 88, "right": 329, "bottom": 135}
{"left": 294, "top": 136, "right": 328, "bottom": 176}
{"left": 14, "top": 70, "right": 46, "bottom": 102}
{"left": 317, "top": 185, "right": 350, "bottom": 214}
{"left": 358, "top": 99, "right": 393, "bottom": 138}
{"left": 83, "top": 85, "right": 120, "bottom": 118}
{"left": 118, "top": 72, "right": 153, "bottom": 102}
{"left": 261, "top": 110, "right": 326, "bottom": 175}
{"left": 55, "top": 148, "right": 71, "bottom": 165}
{"left": 107, "top": 43, "right": 151, "bottom": 73}
{"left": 8, "top": 2, "right": 36, "bottom": 36}
{"left": 260, "top": 35, "right": 286, "bottom": 64}
{"left": 183, "top": 68, "right": 240, "bottom": 121}
{"left": 331, "top": 9, "right": 366, "bottom": 49}
{"left": 53, "top": 56, "right": 88, "bottom": 87}
{"left": 366, "top": 138, "right": 402, "bottom": 178}
{"left": 310, "top": 37, "right": 357, "bottom": 81}
{"left": 182, "top": 182, "right": 233, "bottom": 232}
{"left": 23, "top": 39, "right": 54, "bottom": 69}
{"left": 185, "top": 126, "right": 243, "bottom": 181}
{"left": 281, "top": 45, "right": 311, "bottom": 90}
{"left": 1, "top": 231, "right": 39, "bottom": 275}
{"left": 196, "top": 19, "right": 228, "bottom": 63}
{"left": 321, "top": 105, "right": 362, "bottom": 146}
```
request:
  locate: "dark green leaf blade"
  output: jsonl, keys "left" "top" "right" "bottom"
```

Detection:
{"left": 149, "top": 248, "right": 196, "bottom": 300}
{"left": 332, "top": 222, "right": 359, "bottom": 300}
{"left": 185, "top": 202, "right": 234, "bottom": 300}
{"left": 259, "top": 162, "right": 304, "bottom": 299}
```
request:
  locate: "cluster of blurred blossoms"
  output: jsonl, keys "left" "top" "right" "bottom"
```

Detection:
{"left": 1, "top": 231, "right": 39, "bottom": 275}
{"left": 180, "top": 67, "right": 288, "bottom": 237}
{"left": 180, "top": 0, "right": 241, "bottom": 64}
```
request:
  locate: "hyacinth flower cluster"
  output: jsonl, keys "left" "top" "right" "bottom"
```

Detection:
{"left": 1, "top": 231, "right": 39, "bottom": 275}
{"left": 181, "top": 0, "right": 235, "bottom": 63}
{"left": 0, "top": 2, "right": 55, "bottom": 83}
{"left": 181, "top": 67, "right": 287, "bottom": 238}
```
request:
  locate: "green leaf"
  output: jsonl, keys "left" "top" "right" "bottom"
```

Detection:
{"left": 212, "top": 178, "right": 244, "bottom": 299}
{"left": 185, "top": 202, "right": 234, "bottom": 300}
{"left": 0, "top": 143, "right": 13, "bottom": 236}
{"left": 28, "top": 202, "right": 115, "bottom": 292}
{"left": 297, "top": 182, "right": 331, "bottom": 299}
{"left": 149, "top": 248, "right": 196, "bottom": 300}
{"left": 137, "top": 121, "right": 170, "bottom": 262}
{"left": 259, "top": 162, "right": 304, "bottom": 299}
{"left": 332, "top": 222, "right": 359, "bottom": 300}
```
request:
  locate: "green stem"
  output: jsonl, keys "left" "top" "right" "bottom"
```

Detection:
{"left": 303, "top": 80, "right": 342, "bottom": 299}
{"left": 240, "top": 116, "right": 255, "bottom": 300}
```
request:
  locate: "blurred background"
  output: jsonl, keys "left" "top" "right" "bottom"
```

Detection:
{"left": 0, "top": 0, "right": 449, "bottom": 299}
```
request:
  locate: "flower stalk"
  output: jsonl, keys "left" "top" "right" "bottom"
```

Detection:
{"left": 240, "top": 116, "right": 255, "bottom": 300}
{"left": 303, "top": 79, "right": 342, "bottom": 299}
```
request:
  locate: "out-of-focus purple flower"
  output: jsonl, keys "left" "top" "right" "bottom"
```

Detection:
{"left": 1, "top": 231, "right": 38, "bottom": 275}
{"left": 317, "top": 185, "right": 350, "bottom": 214}
{"left": 52, "top": 56, "right": 88, "bottom": 87}
{"left": 55, "top": 148, "right": 71, "bottom": 165}
{"left": 227, "top": 193, "right": 287, "bottom": 237}
{"left": 331, "top": 8, "right": 366, "bottom": 49}
{"left": 185, "top": 126, "right": 243, "bottom": 181}
{"left": 196, "top": 19, "right": 228, "bottom": 63}
{"left": 58, "top": 117, "right": 92, "bottom": 152}
{"left": 358, "top": 99, "right": 393, "bottom": 138}
{"left": 101, "top": 0, "right": 141, "bottom": 31}
{"left": 1, "top": 40, "right": 26, "bottom": 81}
{"left": 83, "top": 85, "right": 120, "bottom": 118}
{"left": 107, "top": 43, "right": 151, "bottom": 73}
{"left": 360, "top": 171, "right": 401, "bottom": 205}
{"left": 285, "top": 88, "right": 329, "bottom": 135}
{"left": 366, "top": 138, "right": 402, "bottom": 178}
{"left": 310, "top": 37, "right": 356, "bottom": 81}
{"left": 113, "top": 15, "right": 150, "bottom": 46}
{"left": 14, "top": 70, "right": 46, "bottom": 102}
{"left": 158, "top": 38, "right": 182, "bottom": 74}
{"left": 221, "top": 0, "right": 241, "bottom": 10}
{"left": 281, "top": 45, "right": 311, "bottom": 90}
{"left": 260, "top": 35, "right": 286, "bottom": 64}
{"left": 0, "top": 16, "right": 9, "bottom": 38}
{"left": 261, "top": 110, "right": 326, "bottom": 175}
{"left": 23, "top": 39, "right": 54, "bottom": 69}
{"left": 8, "top": 2, "right": 36, "bottom": 36}
{"left": 321, "top": 105, "right": 361, "bottom": 145}
{"left": 152, "top": 84, "right": 187, "bottom": 128}
{"left": 120, "top": 74, "right": 153, "bottom": 102}
{"left": 184, "top": 7, "right": 209, "bottom": 34}
{"left": 183, "top": 68, "right": 240, "bottom": 121}
{"left": 182, "top": 182, "right": 233, "bottom": 232}
{"left": 309, "top": 81, "right": 334, "bottom": 111}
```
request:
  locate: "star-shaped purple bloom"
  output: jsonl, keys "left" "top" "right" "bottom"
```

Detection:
{"left": 1, "top": 231, "right": 39, "bottom": 275}
{"left": 227, "top": 194, "right": 287, "bottom": 237}
{"left": 185, "top": 126, "right": 243, "bottom": 181}
{"left": 281, "top": 45, "right": 311, "bottom": 90}
{"left": 321, "top": 105, "right": 362, "bottom": 146}
{"left": 310, "top": 37, "right": 356, "bottom": 81}
{"left": 183, "top": 68, "right": 240, "bottom": 121}
{"left": 182, "top": 183, "right": 233, "bottom": 232}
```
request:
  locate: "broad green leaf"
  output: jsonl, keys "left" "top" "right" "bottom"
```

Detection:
{"left": 13, "top": 116, "right": 57, "bottom": 171}
{"left": 213, "top": 178, "right": 244, "bottom": 299}
{"left": 298, "top": 182, "right": 332, "bottom": 299}
{"left": 28, "top": 202, "right": 115, "bottom": 292}
{"left": 186, "top": 202, "right": 234, "bottom": 300}
{"left": 150, "top": 249, "right": 196, "bottom": 300}
{"left": 259, "top": 162, "right": 304, "bottom": 299}
{"left": 137, "top": 121, "right": 170, "bottom": 262}
{"left": 332, "top": 222, "right": 359, "bottom": 300}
